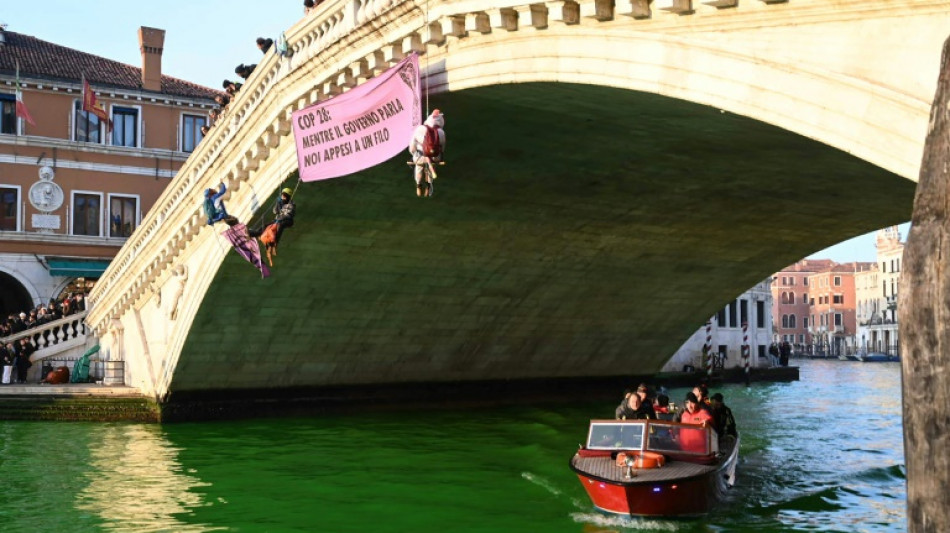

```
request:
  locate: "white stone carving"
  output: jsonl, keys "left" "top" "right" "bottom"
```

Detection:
{"left": 166, "top": 265, "right": 189, "bottom": 321}
{"left": 28, "top": 166, "right": 64, "bottom": 213}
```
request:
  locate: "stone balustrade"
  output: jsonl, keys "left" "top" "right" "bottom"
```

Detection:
{"left": 0, "top": 310, "right": 90, "bottom": 363}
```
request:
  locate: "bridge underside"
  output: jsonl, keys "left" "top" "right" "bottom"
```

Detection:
{"left": 172, "top": 83, "right": 914, "bottom": 394}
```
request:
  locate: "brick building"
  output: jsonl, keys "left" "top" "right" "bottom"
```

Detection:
{"left": 0, "top": 25, "right": 218, "bottom": 314}
{"left": 806, "top": 261, "right": 872, "bottom": 356}
{"left": 770, "top": 258, "right": 834, "bottom": 350}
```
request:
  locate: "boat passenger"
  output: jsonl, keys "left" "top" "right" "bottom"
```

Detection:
{"left": 692, "top": 385, "right": 711, "bottom": 411}
{"left": 653, "top": 394, "right": 675, "bottom": 421}
{"left": 709, "top": 393, "right": 737, "bottom": 438}
{"left": 615, "top": 390, "right": 654, "bottom": 420}
{"left": 675, "top": 392, "right": 714, "bottom": 453}
{"left": 635, "top": 383, "right": 657, "bottom": 419}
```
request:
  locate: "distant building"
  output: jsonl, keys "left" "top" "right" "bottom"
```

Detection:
{"left": 663, "top": 279, "right": 773, "bottom": 372}
{"left": 770, "top": 258, "right": 835, "bottom": 349}
{"left": 0, "top": 25, "right": 219, "bottom": 315}
{"left": 857, "top": 226, "right": 903, "bottom": 354}
{"left": 854, "top": 262, "right": 880, "bottom": 341}
{"left": 807, "top": 261, "right": 872, "bottom": 356}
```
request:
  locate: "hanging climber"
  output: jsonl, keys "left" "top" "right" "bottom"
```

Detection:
{"left": 408, "top": 109, "right": 446, "bottom": 197}
{"left": 203, "top": 183, "right": 238, "bottom": 226}
{"left": 249, "top": 187, "right": 296, "bottom": 266}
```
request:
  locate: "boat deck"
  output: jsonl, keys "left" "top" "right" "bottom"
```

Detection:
{"left": 571, "top": 436, "right": 737, "bottom": 484}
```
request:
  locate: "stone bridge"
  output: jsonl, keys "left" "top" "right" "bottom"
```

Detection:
{"left": 85, "top": 0, "right": 945, "bottom": 404}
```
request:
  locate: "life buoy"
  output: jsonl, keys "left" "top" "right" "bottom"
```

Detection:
{"left": 615, "top": 451, "right": 666, "bottom": 469}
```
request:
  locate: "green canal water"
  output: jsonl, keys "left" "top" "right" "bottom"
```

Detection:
{"left": 0, "top": 359, "right": 904, "bottom": 532}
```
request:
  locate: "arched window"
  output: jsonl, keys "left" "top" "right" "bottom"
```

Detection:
{"left": 789, "top": 315, "right": 797, "bottom": 328}
{"left": 789, "top": 293, "right": 795, "bottom": 305}
{"left": 781, "top": 292, "right": 789, "bottom": 305}
{"left": 782, "top": 314, "right": 789, "bottom": 328}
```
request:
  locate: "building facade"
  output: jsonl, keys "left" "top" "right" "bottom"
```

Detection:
{"left": 663, "top": 280, "right": 773, "bottom": 372}
{"left": 806, "top": 262, "right": 871, "bottom": 356}
{"left": 857, "top": 226, "right": 903, "bottom": 354}
{"left": 770, "top": 258, "right": 834, "bottom": 350}
{"left": 0, "top": 26, "right": 218, "bottom": 315}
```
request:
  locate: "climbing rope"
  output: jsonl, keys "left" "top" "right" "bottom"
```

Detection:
{"left": 424, "top": 0, "right": 430, "bottom": 116}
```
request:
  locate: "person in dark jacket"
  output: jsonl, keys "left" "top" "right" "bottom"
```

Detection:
{"left": 222, "top": 79, "right": 243, "bottom": 96}
{"left": 14, "top": 338, "right": 34, "bottom": 383}
{"left": 1, "top": 343, "right": 14, "bottom": 384}
{"left": 709, "top": 393, "right": 737, "bottom": 438}
{"left": 256, "top": 37, "right": 274, "bottom": 54}
{"left": 235, "top": 63, "right": 257, "bottom": 79}
{"left": 615, "top": 390, "right": 654, "bottom": 420}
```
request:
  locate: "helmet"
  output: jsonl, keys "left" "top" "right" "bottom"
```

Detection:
{"left": 281, "top": 188, "right": 293, "bottom": 196}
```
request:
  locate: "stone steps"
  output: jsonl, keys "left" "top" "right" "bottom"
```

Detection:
{"left": 0, "top": 386, "right": 158, "bottom": 422}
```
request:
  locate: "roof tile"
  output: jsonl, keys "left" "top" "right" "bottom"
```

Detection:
{"left": 0, "top": 30, "right": 220, "bottom": 100}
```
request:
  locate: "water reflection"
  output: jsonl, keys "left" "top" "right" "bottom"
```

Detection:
{"left": 76, "top": 425, "right": 218, "bottom": 532}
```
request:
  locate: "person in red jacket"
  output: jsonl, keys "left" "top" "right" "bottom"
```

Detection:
{"left": 676, "top": 392, "right": 714, "bottom": 453}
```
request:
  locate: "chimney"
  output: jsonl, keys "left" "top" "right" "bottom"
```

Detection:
{"left": 138, "top": 26, "right": 165, "bottom": 92}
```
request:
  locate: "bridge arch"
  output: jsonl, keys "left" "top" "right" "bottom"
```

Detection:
{"left": 0, "top": 268, "right": 38, "bottom": 316}
{"left": 86, "top": 0, "right": 942, "bottom": 402}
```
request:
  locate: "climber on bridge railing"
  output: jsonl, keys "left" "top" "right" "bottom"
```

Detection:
{"left": 408, "top": 109, "right": 446, "bottom": 197}
{"left": 203, "top": 182, "right": 239, "bottom": 226}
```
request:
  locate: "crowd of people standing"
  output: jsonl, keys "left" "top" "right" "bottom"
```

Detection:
{"left": 1, "top": 293, "right": 88, "bottom": 385}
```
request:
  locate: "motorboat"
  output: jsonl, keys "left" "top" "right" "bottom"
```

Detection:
{"left": 569, "top": 419, "right": 738, "bottom": 518}
{"left": 859, "top": 352, "right": 899, "bottom": 362}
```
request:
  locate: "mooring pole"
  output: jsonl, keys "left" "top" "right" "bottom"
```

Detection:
{"left": 900, "top": 34, "right": 950, "bottom": 533}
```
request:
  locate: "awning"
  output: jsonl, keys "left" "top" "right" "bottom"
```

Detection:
{"left": 47, "top": 258, "right": 111, "bottom": 278}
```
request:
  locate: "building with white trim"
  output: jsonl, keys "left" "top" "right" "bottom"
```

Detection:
{"left": 0, "top": 25, "right": 218, "bottom": 314}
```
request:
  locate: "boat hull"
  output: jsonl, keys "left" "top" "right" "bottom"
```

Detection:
{"left": 572, "top": 437, "right": 739, "bottom": 518}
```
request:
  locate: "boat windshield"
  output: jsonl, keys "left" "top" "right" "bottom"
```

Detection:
{"left": 584, "top": 420, "right": 720, "bottom": 456}
{"left": 645, "top": 420, "right": 719, "bottom": 456}
{"left": 586, "top": 421, "right": 646, "bottom": 450}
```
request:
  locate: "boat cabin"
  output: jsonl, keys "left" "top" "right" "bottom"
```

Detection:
{"left": 581, "top": 419, "right": 721, "bottom": 464}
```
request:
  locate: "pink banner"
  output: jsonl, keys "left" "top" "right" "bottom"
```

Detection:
{"left": 292, "top": 54, "right": 421, "bottom": 182}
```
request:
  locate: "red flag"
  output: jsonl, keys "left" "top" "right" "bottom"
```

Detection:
{"left": 82, "top": 75, "right": 112, "bottom": 132}
{"left": 15, "top": 64, "right": 35, "bottom": 127}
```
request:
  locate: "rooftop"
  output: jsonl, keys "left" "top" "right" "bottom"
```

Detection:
{"left": 0, "top": 29, "right": 219, "bottom": 100}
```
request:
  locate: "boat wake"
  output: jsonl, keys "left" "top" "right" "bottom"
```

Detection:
{"left": 569, "top": 512, "right": 681, "bottom": 531}
{"left": 520, "top": 472, "right": 562, "bottom": 496}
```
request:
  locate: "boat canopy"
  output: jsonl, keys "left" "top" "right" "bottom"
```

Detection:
{"left": 585, "top": 419, "right": 720, "bottom": 457}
